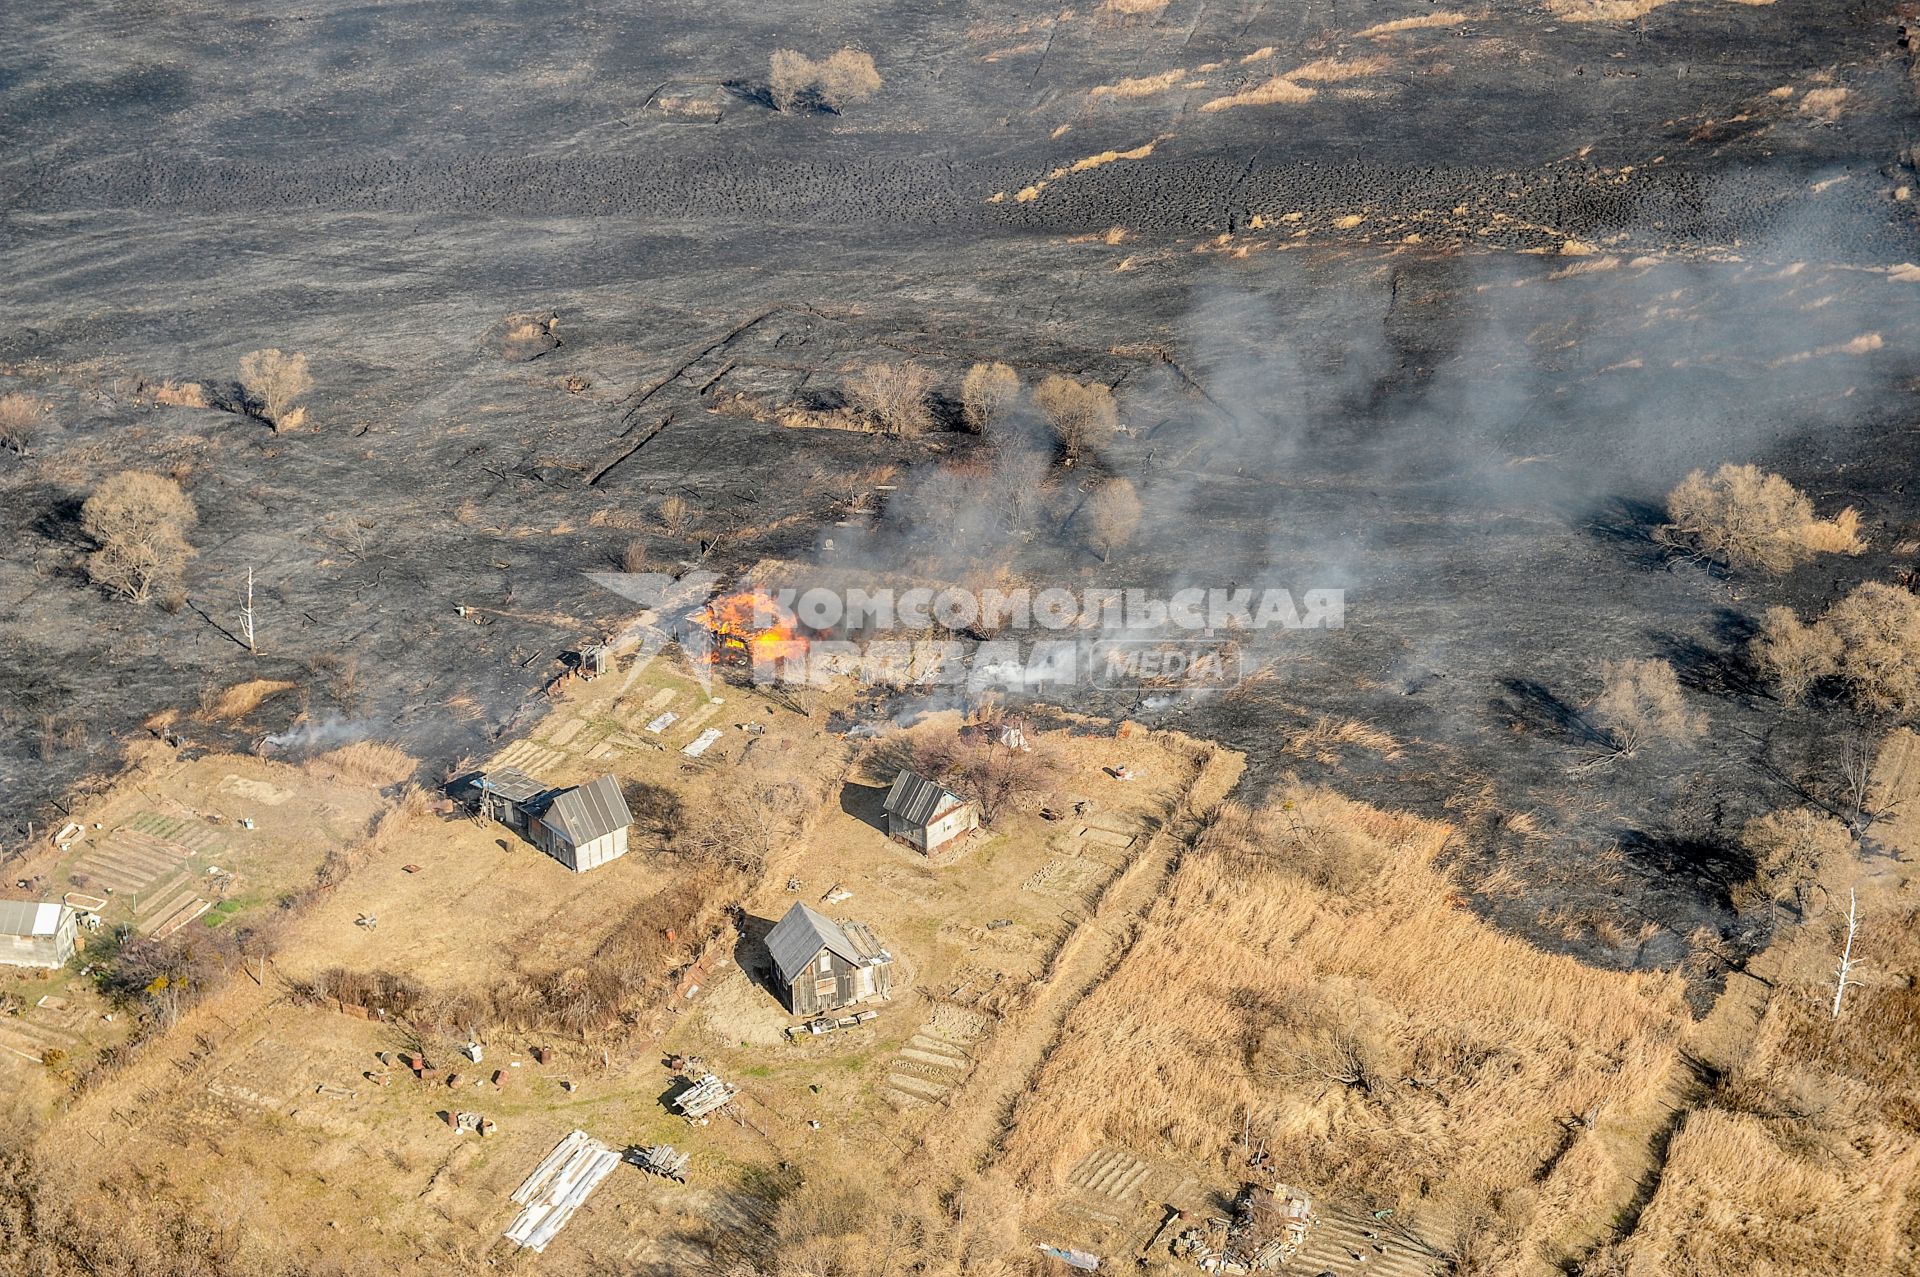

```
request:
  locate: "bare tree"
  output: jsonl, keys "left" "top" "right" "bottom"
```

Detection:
{"left": 0, "top": 392, "right": 44, "bottom": 455}
{"left": 1034, "top": 374, "right": 1118, "bottom": 459}
{"left": 961, "top": 362, "right": 1020, "bottom": 433}
{"left": 909, "top": 707, "right": 1060, "bottom": 825}
{"left": 1832, "top": 886, "right": 1862, "bottom": 1018}
{"left": 844, "top": 362, "right": 937, "bottom": 436}
{"left": 238, "top": 348, "right": 313, "bottom": 432}
{"left": 80, "top": 471, "right": 198, "bottom": 603}
{"left": 1662, "top": 463, "right": 1862, "bottom": 573}
{"left": 1586, "top": 659, "right": 1706, "bottom": 762}
{"left": 240, "top": 565, "right": 256, "bottom": 653}
{"left": 1086, "top": 477, "right": 1143, "bottom": 562}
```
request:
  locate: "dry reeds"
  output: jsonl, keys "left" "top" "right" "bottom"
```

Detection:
{"left": 1001, "top": 790, "right": 1687, "bottom": 1248}
{"left": 304, "top": 740, "right": 418, "bottom": 788}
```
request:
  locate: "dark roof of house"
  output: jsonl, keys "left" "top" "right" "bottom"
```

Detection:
{"left": 765, "top": 903, "right": 882, "bottom": 984}
{"left": 536, "top": 774, "right": 632, "bottom": 846}
{"left": 883, "top": 769, "right": 967, "bottom": 826}
{"left": 0, "top": 899, "right": 68, "bottom": 938}
{"left": 480, "top": 766, "right": 548, "bottom": 805}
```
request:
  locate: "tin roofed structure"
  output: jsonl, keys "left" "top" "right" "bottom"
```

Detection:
{"left": 477, "top": 769, "right": 633, "bottom": 873}
{"left": 0, "top": 900, "right": 78, "bottom": 969}
{"left": 764, "top": 902, "right": 893, "bottom": 1017}
{"left": 882, "top": 769, "right": 979, "bottom": 855}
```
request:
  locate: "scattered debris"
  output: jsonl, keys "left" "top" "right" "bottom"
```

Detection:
{"left": 631, "top": 1143, "right": 691, "bottom": 1182}
{"left": 682, "top": 727, "right": 723, "bottom": 757}
{"left": 671, "top": 1073, "right": 739, "bottom": 1119}
{"left": 646, "top": 711, "right": 680, "bottom": 733}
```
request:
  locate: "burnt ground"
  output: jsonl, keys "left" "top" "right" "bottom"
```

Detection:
{"left": 3, "top": 0, "right": 1920, "bottom": 970}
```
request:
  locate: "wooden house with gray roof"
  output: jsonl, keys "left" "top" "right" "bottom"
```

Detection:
{"left": 882, "top": 769, "right": 979, "bottom": 855}
{"left": 764, "top": 902, "right": 893, "bottom": 1016}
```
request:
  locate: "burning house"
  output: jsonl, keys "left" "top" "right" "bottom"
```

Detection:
{"left": 883, "top": 768, "right": 979, "bottom": 855}
{"left": 0, "top": 899, "right": 78, "bottom": 969}
{"left": 476, "top": 769, "right": 633, "bottom": 873}
{"left": 764, "top": 902, "right": 893, "bottom": 1017}
{"left": 697, "top": 589, "right": 809, "bottom": 669}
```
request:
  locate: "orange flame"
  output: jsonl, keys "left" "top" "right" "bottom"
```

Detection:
{"left": 696, "top": 590, "right": 810, "bottom": 666}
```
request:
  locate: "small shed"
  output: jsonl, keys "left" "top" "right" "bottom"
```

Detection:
{"left": 528, "top": 775, "right": 633, "bottom": 873}
{"left": 765, "top": 903, "right": 893, "bottom": 1017}
{"left": 883, "top": 769, "right": 979, "bottom": 855}
{"left": 477, "top": 767, "right": 547, "bottom": 833}
{"left": 0, "top": 900, "right": 78, "bottom": 969}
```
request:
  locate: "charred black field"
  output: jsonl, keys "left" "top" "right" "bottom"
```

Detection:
{"left": 4, "top": 0, "right": 1919, "bottom": 971}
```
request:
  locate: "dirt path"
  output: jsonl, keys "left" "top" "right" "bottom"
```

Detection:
{"left": 902, "top": 741, "right": 1245, "bottom": 1183}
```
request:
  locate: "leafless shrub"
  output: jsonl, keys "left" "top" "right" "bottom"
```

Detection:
{"left": 1824, "top": 581, "right": 1920, "bottom": 714}
{"left": 80, "top": 470, "right": 198, "bottom": 603}
{"left": 1751, "top": 605, "right": 1842, "bottom": 704}
{"left": 618, "top": 538, "right": 650, "bottom": 573}
{"left": 844, "top": 361, "right": 937, "bottom": 436}
{"left": 908, "top": 707, "right": 1061, "bottom": 825}
{"left": 659, "top": 493, "right": 697, "bottom": 538}
{"left": 1735, "top": 807, "right": 1855, "bottom": 919}
{"left": 1086, "top": 476, "right": 1143, "bottom": 562}
{"left": 1033, "top": 374, "right": 1118, "bottom": 458}
{"left": 238, "top": 348, "right": 313, "bottom": 432}
{"left": 0, "top": 392, "right": 44, "bottom": 455}
{"left": 1662, "top": 463, "right": 1863, "bottom": 572}
{"left": 961, "top": 362, "right": 1020, "bottom": 433}
{"left": 1588, "top": 658, "right": 1705, "bottom": 761}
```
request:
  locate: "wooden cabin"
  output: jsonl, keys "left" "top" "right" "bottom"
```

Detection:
{"left": 764, "top": 903, "right": 893, "bottom": 1017}
{"left": 882, "top": 769, "right": 979, "bottom": 855}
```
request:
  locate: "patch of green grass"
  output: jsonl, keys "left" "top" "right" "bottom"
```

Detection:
{"left": 202, "top": 900, "right": 247, "bottom": 928}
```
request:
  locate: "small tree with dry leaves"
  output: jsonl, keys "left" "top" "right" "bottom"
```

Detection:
{"left": 1087, "top": 476, "right": 1143, "bottom": 562}
{"left": 1588, "top": 658, "right": 1706, "bottom": 761}
{"left": 961, "top": 362, "right": 1020, "bottom": 433}
{"left": 1737, "top": 807, "right": 1855, "bottom": 920}
{"left": 768, "top": 49, "right": 815, "bottom": 112}
{"left": 238, "top": 348, "right": 313, "bottom": 432}
{"left": 1034, "top": 373, "right": 1118, "bottom": 459}
{"left": 1663, "top": 463, "right": 1863, "bottom": 573}
{"left": 81, "top": 471, "right": 198, "bottom": 604}
{"left": 1825, "top": 582, "right": 1920, "bottom": 714}
{"left": 816, "top": 49, "right": 882, "bottom": 111}
{"left": 1751, "top": 605, "right": 1842, "bottom": 705}
{"left": 844, "top": 361, "right": 936, "bottom": 436}
{"left": 0, "top": 393, "right": 44, "bottom": 456}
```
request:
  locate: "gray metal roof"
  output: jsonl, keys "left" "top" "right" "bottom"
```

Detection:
{"left": 481, "top": 766, "right": 548, "bottom": 805}
{"left": 883, "top": 769, "right": 967, "bottom": 827}
{"left": 0, "top": 900, "right": 67, "bottom": 938}
{"left": 765, "top": 903, "right": 867, "bottom": 984}
{"left": 537, "top": 774, "right": 632, "bottom": 846}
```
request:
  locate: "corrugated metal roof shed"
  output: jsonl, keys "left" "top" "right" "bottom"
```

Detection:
{"left": 480, "top": 767, "right": 548, "bottom": 805}
{"left": 0, "top": 900, "right": 65, "bottom": 938}
{"left": 537, "top": 774, "right": 632, "bottom": 845}
{"left": 883, "top": 769, "right": 966, "bottom": 826}
{"left": 766, "top": 902, "right": 866, "bottom": 983}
